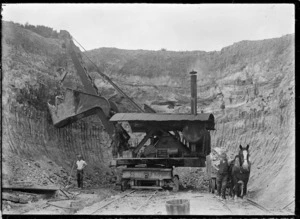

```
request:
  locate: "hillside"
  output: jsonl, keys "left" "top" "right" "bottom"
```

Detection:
{"left": 84, "top": 34, "right": 293, "bottom": 108}
{"left": 2, "top": 21, "right": 113, "bottom": 190}
{"left": 2, "top": 21, "right": 295, "bottom": 213}
{"left": 84, "top": 35, "right": 295, "bottom": 211}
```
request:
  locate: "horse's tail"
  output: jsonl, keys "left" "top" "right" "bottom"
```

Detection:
{"left": 238, "top": 180, "right": 244, "bottom": 197}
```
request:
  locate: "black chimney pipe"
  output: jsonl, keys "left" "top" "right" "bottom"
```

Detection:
{"left": 190, "top": 70, "right": 197, "bottom": 115}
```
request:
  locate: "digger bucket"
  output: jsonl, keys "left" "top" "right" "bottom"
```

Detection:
{"left": 48, "top": 88, "right": 115, "bottom": 136}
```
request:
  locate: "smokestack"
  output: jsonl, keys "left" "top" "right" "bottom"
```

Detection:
{"left": 190, "top": 70, "right": 197, "bottom": 115}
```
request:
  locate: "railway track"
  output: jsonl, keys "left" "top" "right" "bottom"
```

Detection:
{"left": 134, "top": 190, "right": 158, "bottom": 213}
{"left": 91, "top": 190, "right": 158, "bottom": 215}
{"left": 217, "top": 197, "right": 271, "bottom": 215}
{"left": 88, "top": 190, "right": 278, "bottom": 215}
{"left": 246, "top": 198, "right": 271, "bottom": 213}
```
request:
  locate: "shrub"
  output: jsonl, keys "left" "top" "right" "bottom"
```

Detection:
{"left": 24, "top": 22, "right": 59, "bottom": 39}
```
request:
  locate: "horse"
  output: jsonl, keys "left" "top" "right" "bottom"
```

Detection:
{"left": 229, "top": 144, "right": 251, "bottom": 200}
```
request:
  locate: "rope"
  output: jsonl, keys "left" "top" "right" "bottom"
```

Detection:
{"left": 71, "top": 35, "right": 144, "bottom": 112}
{"left": 72, "top": 36, "right": 101, "bottom": 72}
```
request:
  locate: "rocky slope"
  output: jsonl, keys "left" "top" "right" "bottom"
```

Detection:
{"left": 2, "top": 21, "right": 114, "bottom": 189}
{"left": 2, "top": 21, "right": 295, "bottom": 212}
{"left": 85, "top": 33, "right": 295, "bottom": 211}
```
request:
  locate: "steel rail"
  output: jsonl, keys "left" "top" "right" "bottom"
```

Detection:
{"left": 216, "top": 196, "right": 272, "bottom": 215}
{"left": 134, "top": 190, "right": 158, "bottom": 213}
{"left": 246, "top": 198, "right": 270, "bottom": 213}
{"left": 91, "top": 190, "right": 135, "bottom": 215}
{"left": 216, "top": 199, "right": 233, "bottom": 214}
{"left": 282, "top": 200, "right": 294, "bottom": 210}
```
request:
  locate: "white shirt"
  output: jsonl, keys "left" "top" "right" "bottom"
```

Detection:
{"left": 76, "top": 160, "right": 87, "bottom": 170}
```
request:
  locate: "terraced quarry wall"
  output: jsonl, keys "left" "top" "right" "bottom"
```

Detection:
{"left": 2, "top": 21, "right": 295, "bottom": 212}
{"left": 2, "top": 21, "right": 113, "bottom": 187}
{"left": 211, "top": 97, "right": 294, "bottom": 210}
{"left": 2, "top": 102, "right": 113, "bottom": 186}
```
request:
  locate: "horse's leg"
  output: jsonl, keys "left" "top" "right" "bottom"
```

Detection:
{"left": 229, "top": 175, "right": 233, "bottom": 198}
{"left": 229, "top": 177, "right": 233, "bottom": 198}
{"left": 233, "top": 177, "right": 238, "bottom": 201}
{"left": 238, "top": 180, "right": 244, "bottom": 198}
{"left": 234, "top": 184, "right": 238, "bottom": 201}
{"left": 236, "top": 183, "right": 240, "bottom": 198}
{"left": 230, "top": 175, "right": 235, "bottom": 199}
{"left": 243, "top": 181, "right": 248, "bottom": 197}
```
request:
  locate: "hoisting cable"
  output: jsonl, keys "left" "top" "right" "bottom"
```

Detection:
{"left": 71, "top": 36, "right": 144, "bottom": 113}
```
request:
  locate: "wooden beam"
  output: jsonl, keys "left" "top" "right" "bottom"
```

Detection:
{"left": 68, "top": 39, "right": 97, "bottom": 95}
{"left": 2, "top": 193, "right": 29, "bottom": 204}
{"left": 47, "top": 203, "right": 76, "bottom": 210}
{"left": 96, "top": 109, "right": 115, "bottom": 138}
{"left": 3, "top": 186, "right": 58, "bottom": 193}
{"left": 133, "top": 129, "right": 156, "bottom": 154}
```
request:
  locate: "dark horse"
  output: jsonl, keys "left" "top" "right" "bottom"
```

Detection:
{"left": 228, "top": 144, "right": 251, "bottom": 200}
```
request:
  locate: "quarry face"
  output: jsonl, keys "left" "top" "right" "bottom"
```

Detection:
{"left": 2, "top": 21, "right": 295, "bottom": 215}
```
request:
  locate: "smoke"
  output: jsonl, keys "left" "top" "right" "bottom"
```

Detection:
{"left": 189, "top": 59, "right": 209, "bottom": 83}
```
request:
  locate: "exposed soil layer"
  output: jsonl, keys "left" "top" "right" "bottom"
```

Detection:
{"left": 2, "top": 21, "right": 295, "bottom": 215}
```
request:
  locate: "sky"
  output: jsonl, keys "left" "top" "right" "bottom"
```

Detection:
{"left": 2, "top": 4, "right": 295, "bottom": 52}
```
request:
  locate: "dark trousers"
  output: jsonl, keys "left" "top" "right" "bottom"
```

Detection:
{"left": 217, "top": 173, "right": 228, "bottom": 198}
{"left": 77, "top": 169, "right": 84, "bottom": 188}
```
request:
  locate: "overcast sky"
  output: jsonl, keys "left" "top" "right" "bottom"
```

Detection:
{"left": 2, "top": 4, "right": 295, "bottom": 51}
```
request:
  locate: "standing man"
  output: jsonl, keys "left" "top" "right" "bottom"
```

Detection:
{"left": 76, "top": 155, "right": 87, "bottom": 189}
{"left": 214, "top": 152, "right": 229, "bottom": 200}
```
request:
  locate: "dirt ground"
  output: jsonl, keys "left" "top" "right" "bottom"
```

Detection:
{"left": 2, "top": 187, "right": 292, "bottom": 216}
{"left": 2, "top": 144, "right": 294, "bottom": 216}
{"left": 77, "top": 189, "right": 292, "bottom": 215}
{"left": 3, "top": 187, "right": 117, "bottom": 215}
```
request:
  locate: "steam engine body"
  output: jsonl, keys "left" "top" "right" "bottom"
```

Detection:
{"left": 109, "top": 71, "right": 215, "bottom": 190}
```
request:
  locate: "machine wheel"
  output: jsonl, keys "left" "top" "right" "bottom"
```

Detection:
{"left": 172, "top": 176, "right": 179, "bottom": 192}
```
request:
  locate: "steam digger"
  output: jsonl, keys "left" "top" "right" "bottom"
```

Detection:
{"left": 48, "top": 31, "right": 215, "bottom": 191}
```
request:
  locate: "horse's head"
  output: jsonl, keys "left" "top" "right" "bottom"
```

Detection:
{"left": 239, "top": 144, "right": 250, "bottom": 172}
